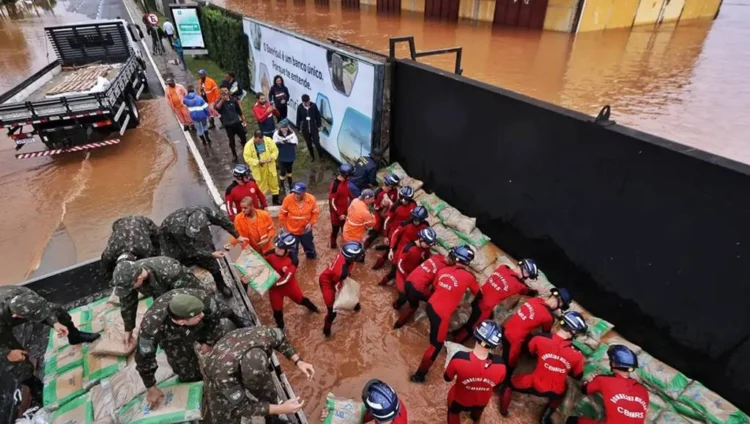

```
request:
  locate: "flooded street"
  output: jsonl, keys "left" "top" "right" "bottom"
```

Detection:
{"left": 219, "top": 0, "right": 750, "bottom": 164}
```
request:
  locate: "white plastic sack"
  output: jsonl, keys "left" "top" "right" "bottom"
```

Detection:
{"left": 333, "top": 278, "right": 361, "bottom": 311}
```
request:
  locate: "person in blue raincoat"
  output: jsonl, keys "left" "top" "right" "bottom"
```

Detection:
{"left": 183, "top": 86, "right": 212, "bottom": 145}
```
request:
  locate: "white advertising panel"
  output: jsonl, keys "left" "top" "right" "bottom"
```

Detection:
{"left": 243, "top": 18, "right": 377, "bottom": 163}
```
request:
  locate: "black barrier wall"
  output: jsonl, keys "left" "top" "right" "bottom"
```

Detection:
{"left": 390, "top": 59, "right": 750, "bottom": 410}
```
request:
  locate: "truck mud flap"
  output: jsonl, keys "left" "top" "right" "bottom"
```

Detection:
{"left": 15, "top": 138, "right": 121, "bottom": 159}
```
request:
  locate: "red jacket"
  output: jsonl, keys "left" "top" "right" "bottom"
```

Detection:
{"left": 364, "top": 400, "right": 408, "bottom": 424}
{"left": 514, "top": 333, "right": 584, "bottom": 395}
{"left": 407, "top": 254, "right": 449, "bottom": 295}
{"left": 444, "top": 351, "right": 506, "bottom": 407}
{"left": 502, "top": 297, "right": 555, "bottom": 344}
{"left": 477, "top": 265, "right": 531, "bottom": 311}
{"left": 384, "top": 201, "right": 416, "bottom": 239}
{"left": 328, "top": 178, "right": 352, "bottom": 222}
{"left": 429, "top": 265, "right": 480, "bottom": 317}
{"left": 584, "top": 374, "right": 649, "bottom": 424}
{"left": 390, "top": 221, "right": 429, "bottom": 253}
{"left": 395, "top": 242, "right": 430, "bottom": 292}
{"left": 225, "top": 180, "right": 267, "bottom": 220}
{"left": 263, "top": 251, "right": 298, "bottom": 288}
{"left": 318, "top": 252, "right": 354, "bottom": 289}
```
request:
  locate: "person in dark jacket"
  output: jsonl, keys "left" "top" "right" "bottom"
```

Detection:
{"left": 296, "top": 94, "right": 325, "bottom": 161}
{"left": 183, "top": 86, "right": 212, "bottom": 145}
{"left": 268, "top": 75, "right": 290, "bottom": 121}
{"left": 350, "top": 149, "right": 383, "bottom": 190}
{"left": 273, "top": 119, "right": 298, "bottom": 193}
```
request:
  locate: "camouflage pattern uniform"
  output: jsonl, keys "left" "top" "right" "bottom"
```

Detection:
{"left": 204, "top": 327, "right": 297, "bottom": 423}
{"left": 160, "top": 206, "right": 239, "bottom": 294}
{"left": 135, "top": 288, "right": 232, "bottom": 388}
{"left": 113, "top": 256, "right": 204, "bottom": 333}
{"left": 101, "top": 216, "right": 162, "bottom": 280}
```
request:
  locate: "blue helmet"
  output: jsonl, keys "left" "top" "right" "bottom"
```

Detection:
{"left": 342, "top": 241, "right": 365, "bottom": 262}
{"left": 274, "top": 232, "right": 296, "bottom": 250}
{"left": 417, "top": 227, "right": 437, "bottom": 245}
{"left": 607, "top": 345, "right": 639, "bottom": 372}
{"left": 362, "top": 379, "right": 400, "bottom": 422}
{"left": 383, "top": 173, "right": 400, "bottom": 186}
{"left": 339, "top": 163, "right": 354, "bottom": 177}
{"left": 232, "top": 164, "right": 250, "bottom": 178}
{"left": 449, "top": 245, "right": 475, "bottom": 265}
{"left": 560, "top": 311, "right": 587, "bottom": 335}
{"left": 551, "top": 287, "right": 573, "bottom": 311}
{"left": 474, "top": 320, "right": 502, "bottom": 349}
{"left": 518, "top": 259, "right": 538, "bottom": 280}
{"left": 398, "top": 186, "right": 414, "bottom": 201}
{"left": 291, "top": 182, "right": 307, "bottom": 194}
{"left": 411, "top": 206, "right": 428, "bottom": 222}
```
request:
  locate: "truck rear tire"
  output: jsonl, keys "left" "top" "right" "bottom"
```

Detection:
{"left": 127, "top": 94, "right": 140, "bottom": 128}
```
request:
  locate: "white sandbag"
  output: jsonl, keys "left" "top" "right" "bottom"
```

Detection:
{"left": 444, "top": 341, "right": 471, "bottom": 371}
{"left": 333, "top": 278, "right": 361, "bottom": 311}
{"left": 322, "top": 393, "right": 366, "bottom": 424}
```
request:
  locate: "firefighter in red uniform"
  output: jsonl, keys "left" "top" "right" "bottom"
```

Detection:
{"left": 225, "top": 164, "right": 267, "bottom": 220}
{"left": 364, "top": 173, "right": 401, "bottom": 248}
{"left": 444, "top": 320, "right": 506, "bottom": 424}
{"left": 390, "top": 227, "right": 436, "bottom": 310}
{"left": 411, "top": 245, "right": 480, "bottom": 382}
{"left": 453, "top": 259, "right": 540, "bottom": 344}
{"left": 264, "top": 233, "right": 320, "bottom": 329}
{"left": 373, "top": 187, "right": 417, "bottom": 267}
{"left": 329, "top": 163, "right": 355, "bottom": 249}
{"left": 393, "top": 252, "right": 452, "bottom": 329}
{"left": 318, "top": 241, "right": 365, "bottom": 337}
{"left": 362, "top": 379, "right": 408, "bottom": 423}
{"left": 567, "top": 345, "right": 648, "bottom": 424}
{"left": 375, "top": 206, "right": 429, "bottom": 283}
{"left": 501, "top": 311, "right": 587, "bottom": 423}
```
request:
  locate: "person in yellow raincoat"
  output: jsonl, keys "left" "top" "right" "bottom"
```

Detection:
{"left": 165, "top": 78, "right": 192, "bottom": 130}
{"left": 244, "top": 130, "right": 281, "bottom": 205}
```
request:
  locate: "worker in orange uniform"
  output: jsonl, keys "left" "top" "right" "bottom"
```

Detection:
{"left": 224, "top": 197, "right": 275, "bottom": 255}
{"left": 390, "top": 227, "right": 437, "bottom": 310}
{"left": 279, "top": 182, "right": 319, "bottom": 266}
{"left": 444, "top": 321, "right": 506, "bottom": 424}
{"left": 411, "top": 245, "right": 480, "bottom": 383}
{"left": 364, "top": 173, "right": 401, "bottom": 248}
{"left": 501, "top": 311, "right": 586, "bottom": 423}
{"left": 343, "top": 189, "right": 376, "bottom": 244}
{"left": 264, "top": 233, "right": 320, "bottom": 329}
{"left": 329, "top": 163, "right": 355, "bottom": 248}
{"left": 197, "top": 69, "right": 220, "bottom": 129}
{"left": 373, "top": 187, "right": 417, "bottom": 270}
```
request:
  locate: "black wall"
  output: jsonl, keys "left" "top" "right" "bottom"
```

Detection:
{"left": 390, "top": 59, "right": 750, "bottom": 410}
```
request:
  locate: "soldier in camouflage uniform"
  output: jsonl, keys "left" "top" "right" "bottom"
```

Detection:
{"left": 135, "top": 288, "right": 250, "bottom": 409}
{"left": 204, "top": 326, "right": 314, "bottom": 424}
{"left": 101, "top": 216, "right": 162, "bottom": 280}
{"left": 0, "top": 286, "right": 100, "bottom": 403}
{"left": 160, "top": 206, "right": 249, "bottom": 298}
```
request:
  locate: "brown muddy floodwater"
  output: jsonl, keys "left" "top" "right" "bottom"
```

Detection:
{"left": 219, "top": 0, "right": 750, "bottom": 164}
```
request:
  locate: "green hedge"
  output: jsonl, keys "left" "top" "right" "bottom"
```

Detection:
{"left": 199, "top": 5, "right": 250, "bottom": 92}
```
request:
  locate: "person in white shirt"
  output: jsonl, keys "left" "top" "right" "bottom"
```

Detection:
{"left": 162, "top": 21, "right": 175, "bottom": 50}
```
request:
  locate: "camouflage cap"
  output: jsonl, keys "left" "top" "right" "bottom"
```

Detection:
{"left": 240, "top": 348, "right": 271, "bottom": 389}
{"left": 168, "top": 294, "right": 204, "bottom": 319}
{"left": 112, "top": 261, "right": 140, "bottom": 297}
{"left": 9, "top": 292, "right": 48, "bottom": 322}
{"left": 186, "top": 210, "right": 208, "bottom": 238}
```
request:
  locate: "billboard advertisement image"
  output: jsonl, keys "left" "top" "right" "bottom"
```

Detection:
{"left": 172, "top": 6, "right": 205, "bottom": 49}
{"left": 243, "top": 17, "right": 379, "bottom": 163}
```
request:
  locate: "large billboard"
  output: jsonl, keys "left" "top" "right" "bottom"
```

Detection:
{"left": 170, "top": 5, "right": 206, "bottom": 50}
{"left": 243, "top": 18, "right": 379, "bottom": 163}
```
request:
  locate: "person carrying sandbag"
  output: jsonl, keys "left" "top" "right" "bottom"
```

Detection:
{"left": 329, "top": 163, "right": 356, "bottom": 249}
{"left": 411, "top": 245, "right": 480, "bottom": 383}
{"left": 567, "top": 345, "right": 648, "bottom": 424}
{"left": 500, "top": 311, "right": 587, "bottom": 423}
{"left": 393, "top": 251, "right": 452, "bottom": 329}
{"left": 318, "top": 241, "right": 365, "bottom": 337}
{"left": 263, "top": 233, "right": 320, "bottom": 330}
{"left": 453, "top": 259, "right": 540, "bottom": 344}
{"left": 444, "top": 321, "right": 506, "bottom": 424}
{"left": 112, "top": 256, "right": 205, "bottom": 348}
{"left": 203, "top": 326, "right": 315, "bottom": 423}
{"left": 390, "top": 228, "right": 437, "bottom": 311}
{"left": 364, "top": 173, "right": 401, "bottom": 248}
{"left": 372, "top": 188, "right": 418, "bottom": 270}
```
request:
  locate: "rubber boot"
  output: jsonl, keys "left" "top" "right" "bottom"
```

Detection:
{"left": 272, "top": 194, "right": 281, "bottom": 206}
{"left": 372, "top": 253, "right": 388, "bottom": 270}
{"left": 22, "top": 376, "right": 43, "bottom": 405}
{"left": 273, "top": 311, "right": 285, "bottom": 330}
{"left": 540, "top": 405, "right": 556, "bottom": 424}
{"left": 301, "top": 297, "right": 319, "bottom": 313}
{"left": 229, "top": 312, "right": 253, "bottom": 328}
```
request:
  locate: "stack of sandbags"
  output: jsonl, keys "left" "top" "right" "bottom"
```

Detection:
{"left": 322, "top": 393, "right": 366, "bottom": 424}
{"left": 116, "top": 377, "right": 204, "bottom": 423}
{"left": 233, "top": 248, "right": 279, "bottom": 295}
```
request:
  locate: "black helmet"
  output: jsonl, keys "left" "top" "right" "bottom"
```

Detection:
{"left": 341, "top": 241, "right": 365, "bottom": 262}
{"left": 362, "top": 379, "right": 400, "bottom": 422}
{"left": 233, "top": 164, "right": 250, "bottom": 179}
{"left": 398, "top": 186, "right": 414, "bottom": 201}
{"left": 449, "top": 245, "right": 474, "bottom": 265}
{"left": 274, "top": 232, "right": 297, "bottom": 250}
